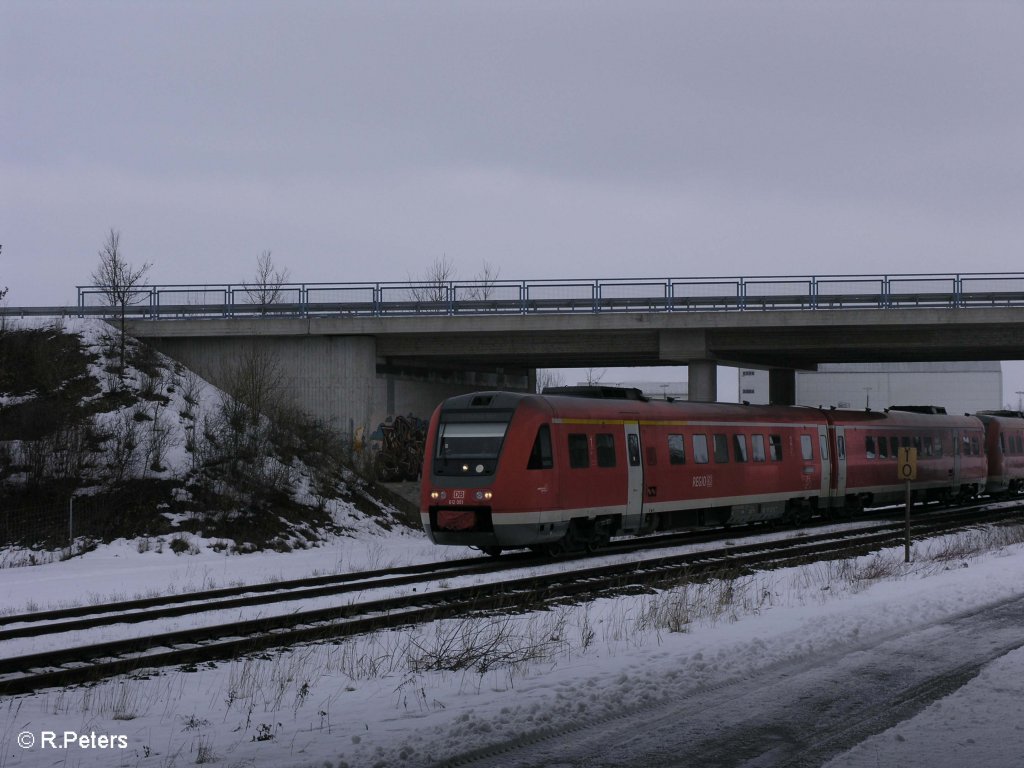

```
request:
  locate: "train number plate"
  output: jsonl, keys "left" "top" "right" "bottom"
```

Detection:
{"left": 692, "top": 474, "right": 713, "bottom": 488}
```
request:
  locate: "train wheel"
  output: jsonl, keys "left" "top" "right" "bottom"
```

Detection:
{"left": 585, "top": 532, "right": 611, "bottom": 554}
{"left": 543, "top": 540, "right": 566, "bottom": 557}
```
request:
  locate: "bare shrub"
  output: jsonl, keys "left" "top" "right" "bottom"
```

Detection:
{"left": 145, "top": 405, "right": 178, "bottom": 474}
{"left": 179, "top": 368, "right": 203, "bottom": 418}
{"left": 635, "top": 575, "right": 768, "bottom": 634}
{"left": 220, "top": 345, "right": 287, "bottom": 425}
{"left": 107, "top": 408, "right": 144, "bottom": 483}
{"left": 406, "top": 614, "right": 566, "bottom": 675}
{"left": 16, "top": 424, "right": 95, "bottom": 486}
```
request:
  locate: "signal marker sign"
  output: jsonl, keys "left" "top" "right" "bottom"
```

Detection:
{"left": 898, "top": 447, "right": 918, "bottom": 481}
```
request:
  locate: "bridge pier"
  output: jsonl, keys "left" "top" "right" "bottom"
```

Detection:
{"left": 687, "top": 359, "right": 717, "bottom": 402}
{"left": 769, "top": 368, "right": 797, "bottom": 405}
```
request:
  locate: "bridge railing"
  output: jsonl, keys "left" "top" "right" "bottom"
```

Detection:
{"left": 57, "top": 272, "right": 1024, "bottom": 320}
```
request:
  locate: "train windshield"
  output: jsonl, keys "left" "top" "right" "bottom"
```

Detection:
{"left": 437, "top": 422, "right": 508, "bottom": 460}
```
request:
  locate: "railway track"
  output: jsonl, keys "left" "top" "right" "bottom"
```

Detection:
{"left": 2, "top": 502, "right": 1020, "bottom": 696}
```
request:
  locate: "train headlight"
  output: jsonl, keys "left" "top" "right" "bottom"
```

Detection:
{"left": 462, "top": 464, "right": 470, "bottom": 472}
{"left": 430, "top": 490, "right": 447, "bottom": 501}
{"left": 475, "top": 464, "right": 484, "bottom": 473}
{"left": 474, "top": 490, "right": 493, "bottom": 501}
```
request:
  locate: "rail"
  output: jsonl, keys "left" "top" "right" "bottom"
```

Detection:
{"left": 4, "top": 272, "right": 1024, "bottom": 319}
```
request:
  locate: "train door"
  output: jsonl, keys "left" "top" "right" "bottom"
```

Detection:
{"left": 952, "top": 429, "right": 962, "bottom": 490}
{"left": 624, "top": 422, "right": 644, "bottom": 528}
{"left": 817, "top": 425, "right": 833, "bottom": 506}
{"left": 833, "top": 426, "right": 848, "bottom": 501}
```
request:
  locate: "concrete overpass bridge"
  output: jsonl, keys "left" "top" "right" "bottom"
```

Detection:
{"left": 9, "top": 272, "right": 1024, "bottom": 442}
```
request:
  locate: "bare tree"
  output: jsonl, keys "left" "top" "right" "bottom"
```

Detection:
{"left": 243, "top": 250, "right": 290, "bottom": 311}
{"left": 91, "top": 229, "right": 152, "bottom": 374}
{"left": 465, "top": 260, "right": 501, "bottom": 301}
{"left": 408, "top": 255, "right": 457, "bottom": 303}
{"left": 535, "top": 369, "right": 566, "bottom": 393}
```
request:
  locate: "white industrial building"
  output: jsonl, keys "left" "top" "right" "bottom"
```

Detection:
{"left": 738, "top": 362, "right": 1003, "bottom": 415}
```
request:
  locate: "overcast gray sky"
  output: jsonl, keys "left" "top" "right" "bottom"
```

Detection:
{"left": 3, "top": 0, "right": 1024, "bottom": 399}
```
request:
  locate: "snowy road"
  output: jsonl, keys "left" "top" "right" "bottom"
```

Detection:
{"left": 451, "top": 594, "right": 1024, "bottom": 768}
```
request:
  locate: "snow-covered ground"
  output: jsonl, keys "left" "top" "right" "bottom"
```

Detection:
{"left": 2, "top": 522, "right": 1024, "bottom": 768}
{"left": 4, "top": 317, "right": 1024, "bottom": 766}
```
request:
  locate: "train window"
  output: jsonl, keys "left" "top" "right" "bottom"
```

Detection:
{"left": 596, "top": 434, "right": 617, "bottom": 467}
{"left": 923, "top": 436, "right": 933, "bottom": 457}
{"left": 693, "top": 434, "right": 710, "bottom": 464}
{"left": 912, "top": 436, "right": 922, "bottom": 453}
{"left": 768, "top": 434, "right": 783, "bottom": 461}
{"left": 1016, "top": 434, "right": 1023, "bottom": 453}
{"left": 999, "top": 434, "right": 1006, "bottom": 454}
{"left": 902, "top": 436, "right": 911, "bottom": 449}
{"left": 668, "top": 434, "right": 686, "bottom": 465}
{"left": 527, "top": 425, "right": 553, "bottom": 470}
{"left": 751, "top": 434, "right": 766, "bottom": 462}
{"left": 971, "top": 436, "right": 980, "bottom": 456}
{"left": 713, "top": 434, "right": 729, "bottom": 463}
{"left": 568, "top": 434, "right": 589, "bottom": 469}
{"left": 933, "top": 436, "right": 943, "bottom": 457}
{"left": 819, "top": 434, "right": 829, "bottom": 461}
{"left": 437, "top": 421, "right": 508, "bottom": 460}
{"left": 627, "top": 434, "right": 642, "bottom": 467}
{"left": 800, "top": 434, "right": 814, "bottom": 461}
{"left": 962, "top": 434, "right": 970, "bottom": 455}
{"left": 890, "top": 437, "right": 900, "bottom": 457}
{"left": 865, "top": 436, "right": 876, "bottom": 459}
{"left": 878, "top": 437, "right": 888, "bottom": 459}
{"left": 837, "top": 435, "right": 846, "bottom": 460}
{"left": 733, "top": 434, "right": 748, "bottom": 463}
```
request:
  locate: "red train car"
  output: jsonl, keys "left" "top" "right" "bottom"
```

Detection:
{"left": 976, "top": 411, "right": 1024, "bottom": 495}
{"left": 420, "top": 388, "right": 988, "bottom": 556}
{"left": 831, "top": 406, "right": 987, "bottom": 511}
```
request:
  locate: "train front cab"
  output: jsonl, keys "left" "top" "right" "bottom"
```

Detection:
{"left": 421, "top": 392, "right": 567, "bottom": 554}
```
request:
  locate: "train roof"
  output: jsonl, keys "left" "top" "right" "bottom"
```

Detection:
{"left": 976, "top": 410, "right": 1024, "bottom": 425}
{"left": 437, "top": 390, "right": 985, "bottom": 429}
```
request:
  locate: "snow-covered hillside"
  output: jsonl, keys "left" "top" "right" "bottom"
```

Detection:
{"left": 0, "top": 316, "right": 410, "bottom": 564}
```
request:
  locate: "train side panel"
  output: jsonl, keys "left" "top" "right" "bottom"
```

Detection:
{"left": 637, "top": 413, "right": 829, "bottom": 528}
{"left": 832, "top": 411, "right": 986, "bottom": 507}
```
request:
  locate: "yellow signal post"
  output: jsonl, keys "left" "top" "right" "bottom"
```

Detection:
{"left": 898, "top": 447, "right": 918, "bottom": 562}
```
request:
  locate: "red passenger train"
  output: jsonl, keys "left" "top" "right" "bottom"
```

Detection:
{"left": 420, "top": 387, "right": 999, "bottom": 556}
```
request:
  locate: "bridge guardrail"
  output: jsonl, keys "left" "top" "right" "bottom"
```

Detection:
{"left": 3, "top": 272, "right": 1020, "bottom": 320}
